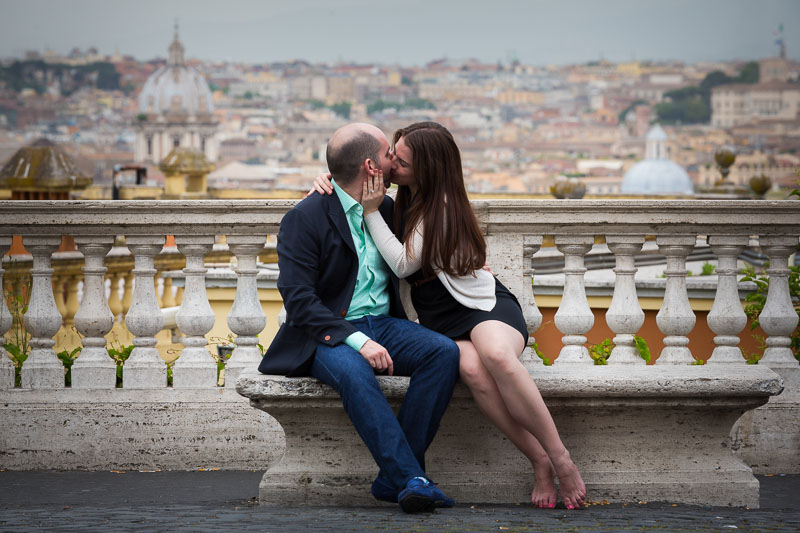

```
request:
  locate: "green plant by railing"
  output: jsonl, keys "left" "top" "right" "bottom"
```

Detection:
{"left": 3, "top": 260, "right": 31, "bottom": 386}
{"left": 740, "top": 260, "right": 800, "bottom": 363}
{"left": 56, "top": 347, "right": 81, "bottom": 386}
{"left": 701, "top": 262, "right": 716, "bottom": 276}
{"left": 588, "top": 336, "right": 652, "bottom": 365}
{"left": 107, "top": 338, "right": 134, "bottom": 387}
{"left": 531, "top": 341, "right": 551, "bottom": 366}
{"left": 588, "top": 338, "right": 613, "bottom": 365}
{"left": 633, "top": 336, "right": 652, "bottom": 363}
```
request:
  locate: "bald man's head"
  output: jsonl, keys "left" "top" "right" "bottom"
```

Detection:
{"left": 325, "top": 123, "right": 385, "bottom": 186}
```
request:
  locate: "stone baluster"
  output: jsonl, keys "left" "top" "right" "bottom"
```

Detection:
{"left": 706, "top": 236, "right": 749, "bottom": 364}
{"left": 521, "top": 235, "right": 543, "bottom": 365}
{"left": 155, "top": 275, "right": 165, "bottom": 307}
{"left": 20, "top": 236, "right": 64, "bottom": 388}
{"left": 175, "top": 284, "right": 184, "bottom": 306}
{"left": 172, "top": 236, "right": 217, "bottom": 388}
{"left": 9, "top": 268, "right": 28, "bottom": 338}
{"left": 553, "top": 236, "right": 594, "bottom": 364}
{"left": 72, "top": 237, "right": 116, "bottom": 388}
{"left": 121, "top": 271, "right": 134, "bottom": 316}
{"left": 758, "top": 236, "right": 800, "bottom": 369}
{"left": 0, "top": 237, "right": 14, "bottom": 388}
{"left": 123, "top": 236, "right": 166, "bottom": 388}
{"left": 107, "top": 270, "right": 123, "bottom": 320}
{"left": 606, "top": 235, "right": 646, "bottom": 364}
{"left": 64, "top": 273, "right": 80, "bottom": 330}
{"left": 225, "top": 235, "right": 267, "bottom": 386}
{"left": 655, "top": 235, "right": 697, "bottom": 364}
{"left": 53, "top": 272, "right": 67, "bottom": 324}
{"left": 161, "top": 276, "right": 176, "bottom": 307}
{"left": 55, "top": 273, "right": 82, "bottom": 354}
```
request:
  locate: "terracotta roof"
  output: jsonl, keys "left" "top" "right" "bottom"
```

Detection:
{"left": 712, "top": 80, "right": 800, "bottom": 93}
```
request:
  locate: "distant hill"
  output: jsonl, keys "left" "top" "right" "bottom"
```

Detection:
{"left": 0, "top": 60, "right": 120, "bottom": 96}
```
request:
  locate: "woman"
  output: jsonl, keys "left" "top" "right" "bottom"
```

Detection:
{"left": 314, "top": 122, "right": 585, "bottom": 510}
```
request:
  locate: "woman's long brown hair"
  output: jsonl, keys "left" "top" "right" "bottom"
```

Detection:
{"left": 392, "top": 122, "right": 486, "bottom": 279}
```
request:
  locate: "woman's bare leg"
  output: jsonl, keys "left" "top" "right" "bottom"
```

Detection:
{"left": 469, "top": 321, "right": 586, "bottom": 510}
{"left": 457, "top": 340, "right": 557, "bottom": 508}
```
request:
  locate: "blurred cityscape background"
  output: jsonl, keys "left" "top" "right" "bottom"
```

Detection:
{"left": 0, "top": 0, "right": 798, "bottom": 200}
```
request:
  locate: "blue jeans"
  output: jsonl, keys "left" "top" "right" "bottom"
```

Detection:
{"left": 311, "top": 315, "right": 460, "bottom": 491}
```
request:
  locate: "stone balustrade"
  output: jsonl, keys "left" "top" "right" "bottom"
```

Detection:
{"left": 0, "top": 199, "right": 798, "bottom": 506}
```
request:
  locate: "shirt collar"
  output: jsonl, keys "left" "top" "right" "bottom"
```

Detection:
{"left": 332, "top": 178, "right": 362, "bottom": 215}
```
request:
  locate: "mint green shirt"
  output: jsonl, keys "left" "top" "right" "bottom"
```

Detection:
{"left": 332, "top": 179, "right": 391, "bottom": 351}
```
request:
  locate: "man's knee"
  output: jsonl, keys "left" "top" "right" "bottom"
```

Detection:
{"left": 430, "top": 336, "right": 460, "bottom": 374}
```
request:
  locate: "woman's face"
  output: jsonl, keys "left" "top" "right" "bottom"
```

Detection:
{"left": 390, "top": 137, "right": 416, "bottom": 188}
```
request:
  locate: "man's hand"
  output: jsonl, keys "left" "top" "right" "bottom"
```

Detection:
{"left": 359, "top": 339, "right": 393, "bottom": 375}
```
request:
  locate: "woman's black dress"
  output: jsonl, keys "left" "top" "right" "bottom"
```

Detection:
{"left": 406, "top": 270, "right": 529, "bottom": 344}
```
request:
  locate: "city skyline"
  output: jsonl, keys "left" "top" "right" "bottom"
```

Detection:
{"left": 1, "top": 0, "right": 798, "bottom": 66}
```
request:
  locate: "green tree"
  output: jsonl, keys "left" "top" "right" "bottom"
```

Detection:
{"left": 618, "top": 99, "right": 647, "bottom": 123}
{"left": 736, "top": 61, "right": 759, "bottom": 83}
{"left": 700, "top": 70, "right": 732, "bottom": 90}
{"left": 404, "top": 98, "right": 435, "bottom": 110}
{"left": 329, "top": 101, "right": 351, "bottom": 119}
{"left": 654, "top": 97, "right": 709, "bottom": 124}
{"left": 367, "top": 99, "right": 389, "bottom": 114}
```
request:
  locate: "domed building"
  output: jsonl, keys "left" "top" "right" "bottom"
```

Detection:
{"left": 620, "top": 125, "right": 694, "bottom": 196}
{"left": 134, "top": 26, "right": 218, "bottom": 165}
{"left": 0, "top": 138, "right": 91, "bottom": 199}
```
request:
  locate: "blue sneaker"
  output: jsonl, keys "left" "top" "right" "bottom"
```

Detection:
{"left": 371, "top": 475, "right": 398, "bottom": 503}
{"left": 398, "top": 476, "right": 455, "bottom": 513}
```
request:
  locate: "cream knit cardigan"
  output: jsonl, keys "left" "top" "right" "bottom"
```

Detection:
{"left": 363, "top": 210, "right": 496, "bottom": 316}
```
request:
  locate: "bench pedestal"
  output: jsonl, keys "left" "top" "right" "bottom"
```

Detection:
{"left": 237, "top": 365, "right": 782, "bottom": 507}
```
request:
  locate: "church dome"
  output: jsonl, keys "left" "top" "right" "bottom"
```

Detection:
{"left": 0, "top": 138, "right": 91, "bottom": 191}
{"left": 137, "top": 28, "right": 213, "bottom": 116}
{"left": 621, "top": 125, "right": 694, "bottom": 195}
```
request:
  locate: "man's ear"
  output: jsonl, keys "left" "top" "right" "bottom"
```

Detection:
{"left": 364, "top": 158, "right": 377, "bottom": 176}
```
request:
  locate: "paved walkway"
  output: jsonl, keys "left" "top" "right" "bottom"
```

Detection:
{"left": 1, "top": 470, "right": 798, "bottom": 532}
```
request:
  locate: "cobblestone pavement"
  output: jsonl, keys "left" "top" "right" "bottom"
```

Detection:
{"left": 1, "top": 471, "right": 798, "bottom": 532}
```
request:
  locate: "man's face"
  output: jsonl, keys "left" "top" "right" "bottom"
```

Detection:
{"left": 374, "top": 135, "right": 393, "bottom": 186}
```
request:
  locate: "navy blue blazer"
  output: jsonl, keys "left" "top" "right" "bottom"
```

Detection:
{"left": 258, "top": 191, "right": 406, "bottom": 376}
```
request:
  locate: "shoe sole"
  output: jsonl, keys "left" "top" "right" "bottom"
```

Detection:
{"left": 399, "top": 494, "right": 438, "bottom": 513}
{"left": 372, "top": 492, "right": 398, "bottom": 503}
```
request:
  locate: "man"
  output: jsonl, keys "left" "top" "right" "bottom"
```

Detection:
{"left": 258, "top": 123, "right": 460, "bottom": 513}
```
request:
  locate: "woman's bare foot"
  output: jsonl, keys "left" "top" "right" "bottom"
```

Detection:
{"left": 551, "top": 449, "right": 586, "bottom": 510}
{"left": 531, "top": 459, "right": 557, "bottom": 508}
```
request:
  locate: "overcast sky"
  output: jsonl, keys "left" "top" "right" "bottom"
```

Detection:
{"left": 1, "top": 0, "right": 798, "bottom": 66}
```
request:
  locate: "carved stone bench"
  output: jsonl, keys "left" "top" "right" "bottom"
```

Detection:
{"left": 237, "top": 365, "right": 782, "bottom": 508}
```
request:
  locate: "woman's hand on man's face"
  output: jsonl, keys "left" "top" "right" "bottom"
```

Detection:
{"left": 361, "top": 170, "right": 386, "bottom": 214}
{"left": 307, "top": 172, "right": 334, "bottom": 197}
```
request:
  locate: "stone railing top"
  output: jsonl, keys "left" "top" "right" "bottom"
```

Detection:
{"left": 472, "top": 199, "right": 800, "bottom": 236}
{"left": 0, "top": 199, "right": 798, "bottom": 237}
{"left": 237, "top": 366, "right": 783, "bottom": 402}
